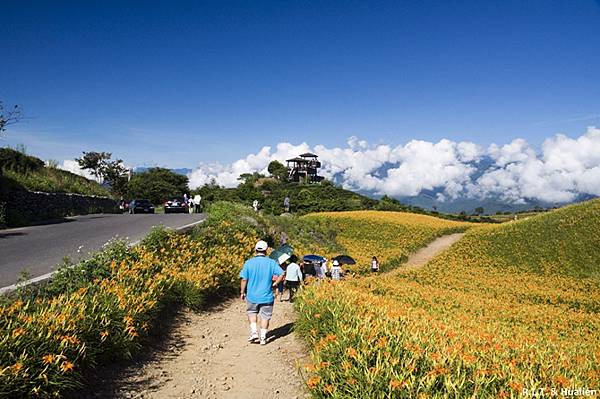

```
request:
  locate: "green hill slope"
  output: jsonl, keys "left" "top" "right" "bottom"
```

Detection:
{"left": 294, "top": 199, "right": 600, "bottom": 398}
{"left": 452, "top": 198, "right": 600, "bottom": 279}
{"left": 0, "top": 147, "right": 109, "bottom": 197}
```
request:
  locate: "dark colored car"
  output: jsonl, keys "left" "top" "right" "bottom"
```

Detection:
{"left": 164, "top": 198, "right": 188, "bottom": 214}
{"left": 129, "top": 199, "right": 155, "bottom": 214}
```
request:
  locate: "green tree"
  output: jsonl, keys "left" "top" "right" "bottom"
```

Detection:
{"left": 267, "top": 160, "right": 288, "bottom": 181}
{"left": 474, "top": 206, "right": 485, "bottom": 215}
{"left": 76, "top": 151, "right": 112, "bottom": 179}
{"left": 76, "top": 151, "right": 128, "bottom": 196}
{"left": 127, "top": 167, "right": 189, "bottom": 204}
{"left": 102, "top": 160, "right": 129, "bottom": 197}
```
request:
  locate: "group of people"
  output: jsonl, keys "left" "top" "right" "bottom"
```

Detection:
{"left": 251, "top": 195, "right": 291, "bottom": 213}
{"left": 239, "top": 240, "right": 380, "bottom": 345}
{"left": 183, "top": 193, "right": 202, "bottom": 213}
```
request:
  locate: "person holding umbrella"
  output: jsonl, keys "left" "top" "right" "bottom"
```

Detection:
{"left": 240, "top": 240, "right": 285, "bottom": 345}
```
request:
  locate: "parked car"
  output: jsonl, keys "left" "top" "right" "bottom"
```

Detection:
{"left": 164, "top": 198, "right": 188, "bottom": 214}
{"left": 129, "top": 199, "right": 155, "bottom": 214}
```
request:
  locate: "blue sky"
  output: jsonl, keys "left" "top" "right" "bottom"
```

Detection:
{"left": 2, "top": 0, "right": 600, "bottom": 168}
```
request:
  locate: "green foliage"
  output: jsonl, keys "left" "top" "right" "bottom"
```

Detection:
{"left": 76, "top": 151, "right": 128, "bottom": 196}
{"left": 140, "top": 226, "right": 173, "bottom": 253}
{"left": 75, "top": 151, "right": 111, "bottom": 179}
{"left": 197, "top": 201, "right": 343, "bottom": 255}
{"left": 194, "top": 181, "right": 377, "bottom": 215}
{"left": 0, "top": 167, "right": 110, "bottom": 196}
{"left": 454, "top": 199, "right": 600, "bottom": 279}
{"left": 0, "top": 147, "right": 44, "bottom": 173}
{"left": 42, "top": 240, "right": 134, "bottom": 298}
{"left": 267, "top": 160, "right": 289, "bottom": 181}
{"left": 127, "top": 167, "right": 189, "bottom": 205}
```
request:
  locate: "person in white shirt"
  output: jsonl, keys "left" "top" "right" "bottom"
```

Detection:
{"left": 284, "top": 255, "right": 303, "bottom": 302}
{"left": 371, "top": 256, "right": 380, "bottom": 272}
{"left": 330, "top": 260, "right": 343, "bottom": 280}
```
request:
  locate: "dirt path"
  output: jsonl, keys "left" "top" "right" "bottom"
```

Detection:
{"left": 88, "top": 233, "right": 464, "bottom": 399}
{"left": 396, "top": 232, "right": 464, "bottom": 272}
{"left": 101, "top": 299, "right": 308, "bottom": 399}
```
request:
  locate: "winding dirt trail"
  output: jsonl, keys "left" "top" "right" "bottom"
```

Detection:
{"left": 91, "top": 233, "right": 464, "bottom": 399}
{"left": 397, "top": 233, "right": 464, "bottom": 272}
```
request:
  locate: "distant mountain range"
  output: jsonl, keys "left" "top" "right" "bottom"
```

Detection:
{"left": 331, "top": 157, "right": 597, "bottom": 214}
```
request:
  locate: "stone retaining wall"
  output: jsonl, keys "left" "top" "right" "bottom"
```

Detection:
{"left": 3, "top": 190, "right": 119, "bottom": 227}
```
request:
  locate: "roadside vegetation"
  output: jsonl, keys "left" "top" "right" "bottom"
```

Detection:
{"left": 0, "top": 148, "right": 109, "bottom": 197}
{"left": 295, "top": 199, "right": 600, "bottom": 398}
{"left": 0, "top": 201, "right": 340, "bottom": 397}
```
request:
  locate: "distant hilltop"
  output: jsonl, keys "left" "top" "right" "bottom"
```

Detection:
{"left": 134, "top": 167, "right": 192, "bottom": 176}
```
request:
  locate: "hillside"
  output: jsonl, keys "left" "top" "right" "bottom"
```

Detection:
{"left": 295, "top": 199, "right": 600, "bottom": 397}
{"left": 436, "top": 198, "right": 600, "bottom": 279}
{"left": 194, "top": 178, "right": 494, "bottom": 224}
{"left": 303, "top": 210, "right": 473, "bottom": 272}
{"left": 0, "top": 147, "right": 110, "bottom": 197}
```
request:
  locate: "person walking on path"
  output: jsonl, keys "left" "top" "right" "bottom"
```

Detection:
{"left": 371, "top": 256, "right": 380, "bottom": 273}
{"left": 273, "top": 262, "right": 287, "bottom": 302}
{"left": 283, "top": 195, "right": 290, "bottom": 213}
{"left": 284, "top": 255, "right": 303, "bottom": 302}
{"left": 240, "top": 240, "right": 285, "bottom": 345}
{"left": 330, "top": 260, "right": 344, "bottom": 280}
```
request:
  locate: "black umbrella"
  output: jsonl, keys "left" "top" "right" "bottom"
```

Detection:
{"left": 332, "top": 255, "right": 356, "bottom": 265}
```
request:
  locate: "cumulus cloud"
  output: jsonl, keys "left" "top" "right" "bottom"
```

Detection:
{"left": 185, "top": 126, "right": 600, "bottom": 204}
{"left": 58, "top": 159, "right": 101, "bottom": 182}
{"left": 470, "top": 127, "right": 600, "bottom": 203}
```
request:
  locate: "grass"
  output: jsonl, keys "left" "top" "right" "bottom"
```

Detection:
{"left": 2, "top": 167, "right": 110, "bottom": 197}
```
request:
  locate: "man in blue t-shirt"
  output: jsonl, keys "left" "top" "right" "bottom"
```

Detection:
{"left": 240, "top": 240, "right": 284, "bottom": 345}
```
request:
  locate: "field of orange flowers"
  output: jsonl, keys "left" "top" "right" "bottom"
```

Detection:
{"left": 296, "top": 200, "right": 600, "bottom": 398}
{"left": 0, "top": 213, "right": 259, "bottom": 398}
{"left": 303, "top": 211, "right": 472, "bottom": 273}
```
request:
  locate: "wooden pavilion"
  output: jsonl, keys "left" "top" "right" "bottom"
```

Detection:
{"left": 286, "top": 153, "right": 324, "bottom": 183}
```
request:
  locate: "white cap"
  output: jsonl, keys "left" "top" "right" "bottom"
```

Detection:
{"left": 333, "top": 260, "right": 340, "bottom": 266}
{"left": 255, "top": 240, "right": 268, "bottom": 252}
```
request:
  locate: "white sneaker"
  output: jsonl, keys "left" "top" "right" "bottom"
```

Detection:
{"left": 248, "top": 332, "right": 259, "bottom": 342}
{"left": 260, "top": 338, "right": 267, "bottom": 345}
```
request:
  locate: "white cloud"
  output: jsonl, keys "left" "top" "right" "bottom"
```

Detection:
{"left": 184, "top": 127, "right": 600, "bottom": 204}
{"left": 471, "top": 126, "right": 600, "bottom": 203}
{"left": 58, "top": 159, "right": 101, "bottom": 182}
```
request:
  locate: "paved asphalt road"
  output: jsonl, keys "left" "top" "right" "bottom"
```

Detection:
{"left": 0, "top": 213, "right": 206, "bottom": 288}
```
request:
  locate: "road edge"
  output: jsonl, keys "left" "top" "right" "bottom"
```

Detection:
{"left": 0, "top": 218, "right": 206, "bottom": 295}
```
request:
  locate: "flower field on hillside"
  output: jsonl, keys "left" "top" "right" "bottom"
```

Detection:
{"left": 0, "top": 218, "right": 258, "bottom": 398}
{"left": 303, "top": 211, "right": 473, "bottom": 272}
{"left": 296, "top": 200, "right": 600, "bottom": 398}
